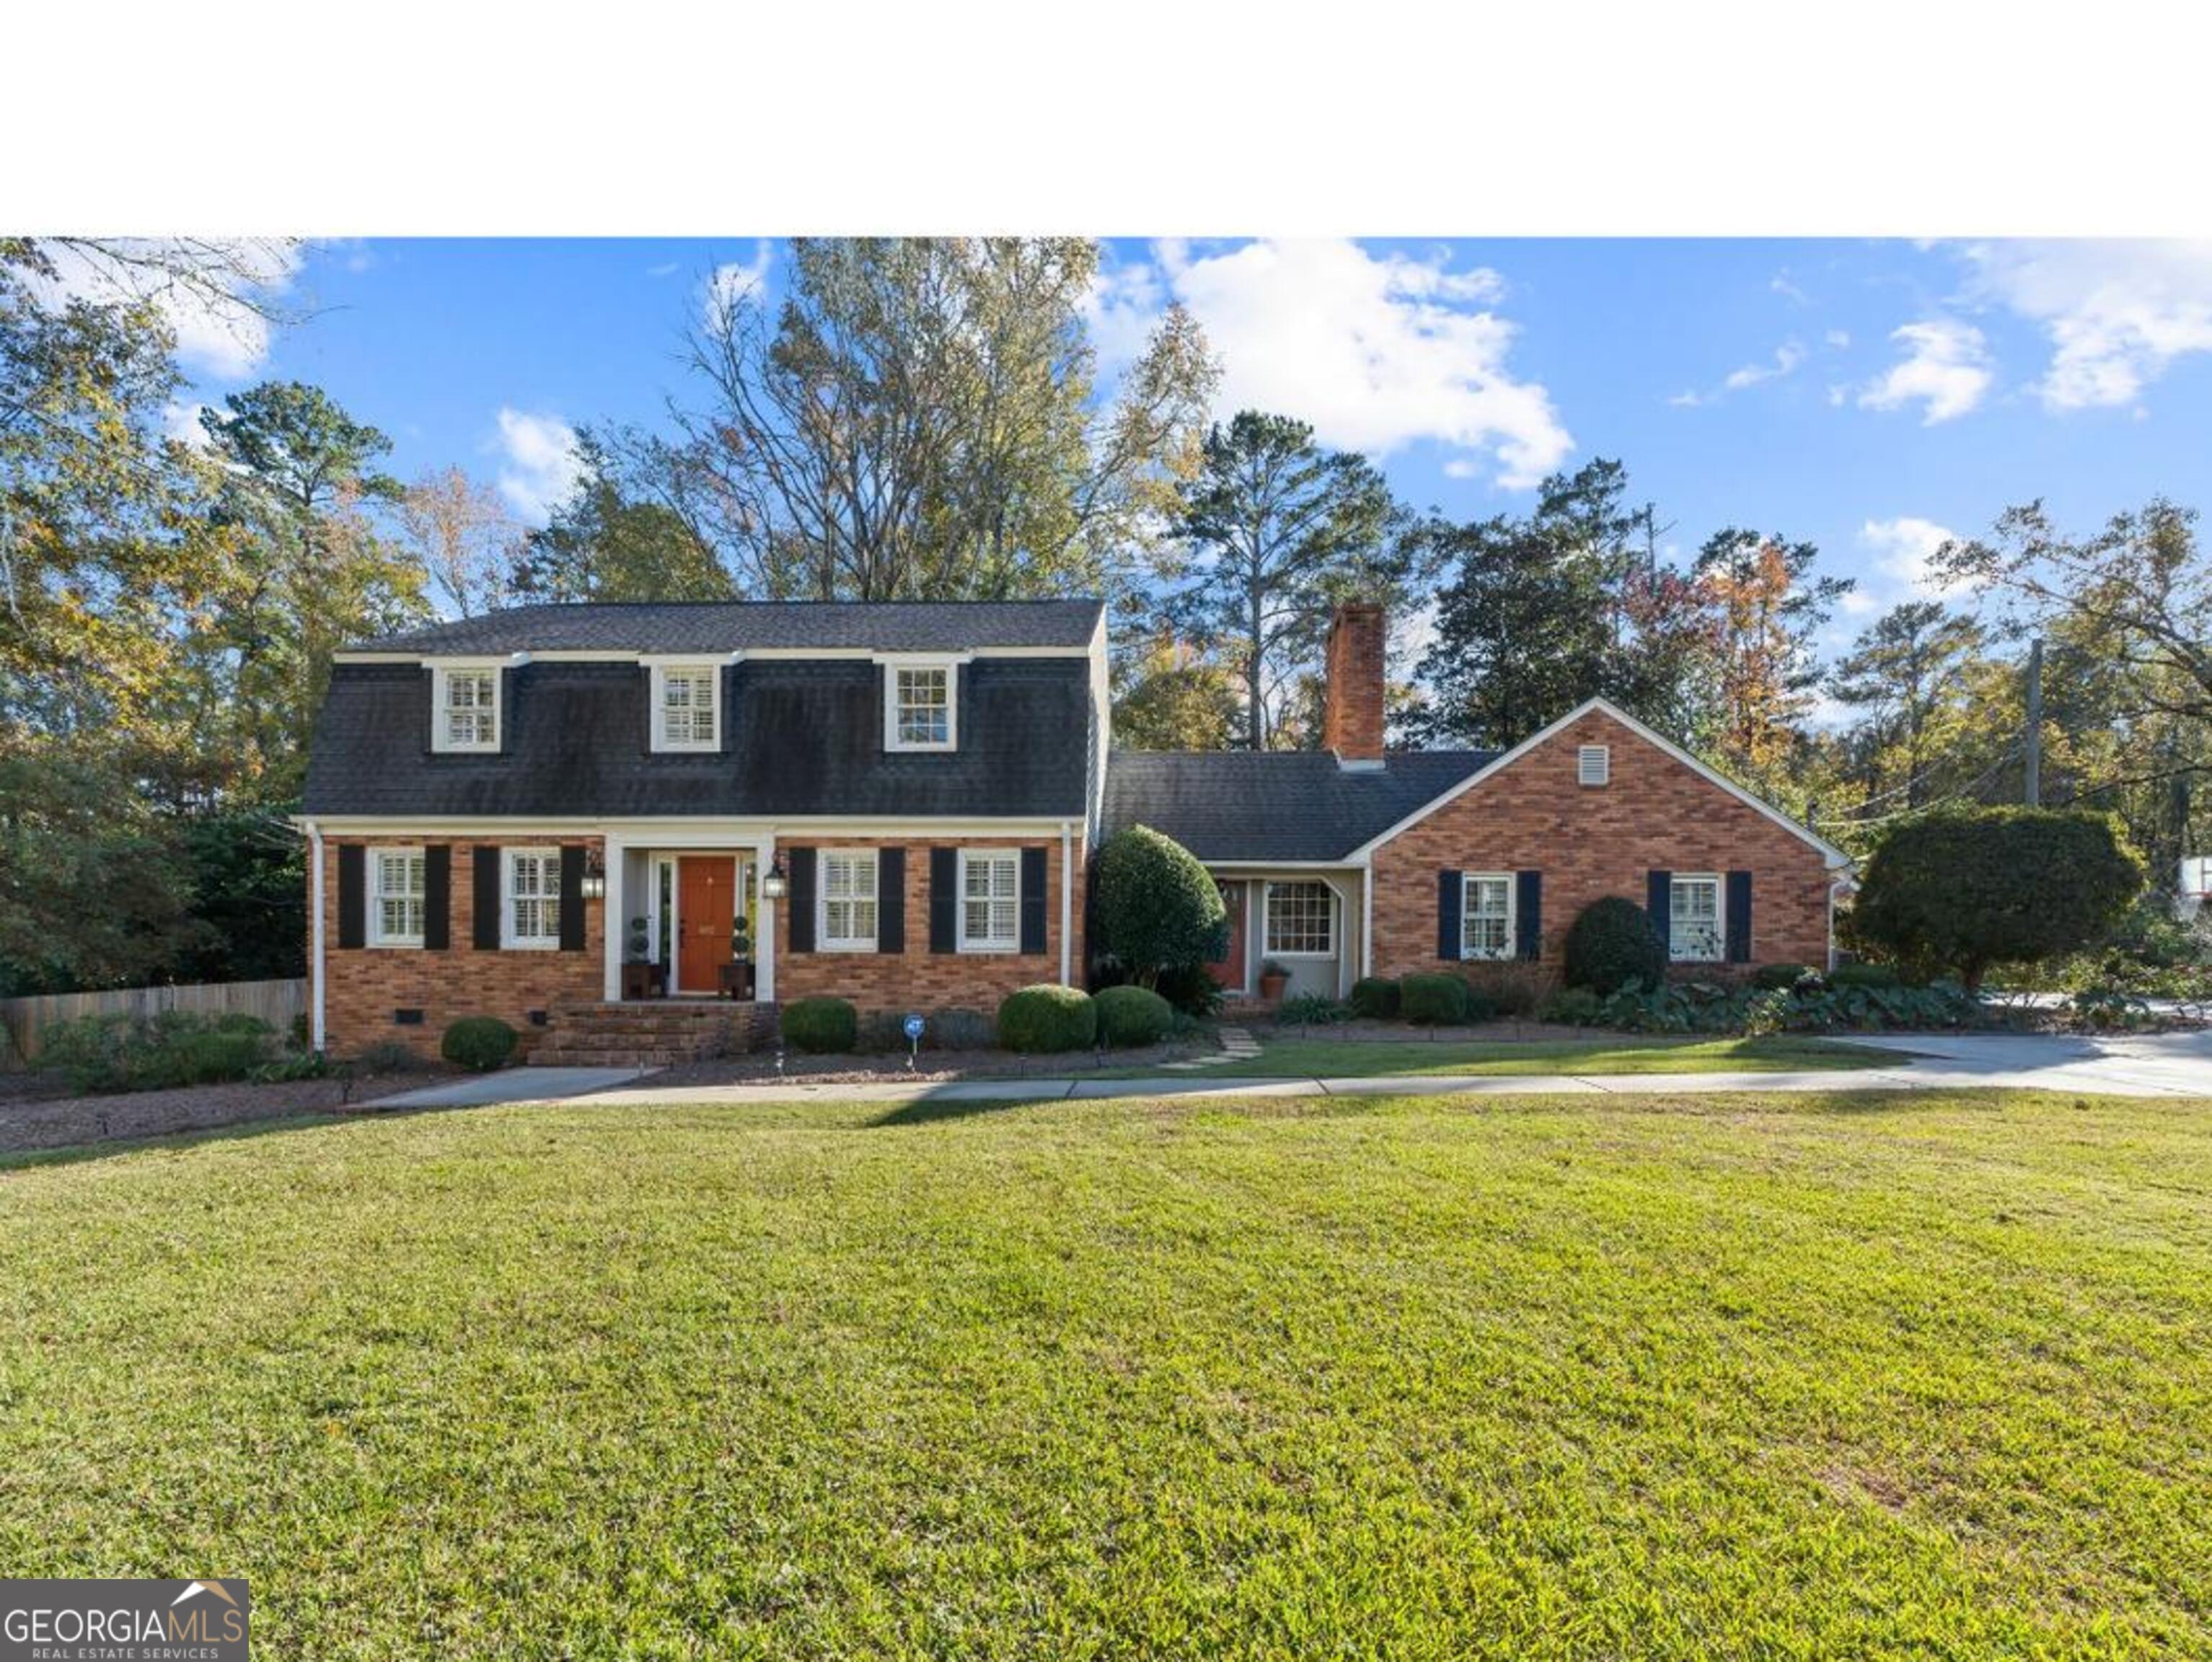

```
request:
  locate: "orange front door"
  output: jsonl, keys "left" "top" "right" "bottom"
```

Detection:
{"left": 678, "top": 857, "right": 736, "bottom": 993}
{"left": 1207, "top": 881, "right": 1246, "bottom": 992}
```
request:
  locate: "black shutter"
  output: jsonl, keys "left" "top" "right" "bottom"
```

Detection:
{"left": 877, "top": 848, "right": 906, "bottom": 954}
{"left": 558, "top": 846, "right": 586, "bottom": 951}
{"left": 787, "top": 848, "right": 816, "bottom": 952}
{"left": 1515, "top": 870, "right": 1542, "bottom": 961}
{"left": 1647, "top": 869, "right": 1673, "bottom": 956}
{"left": 1726, "top": 870, "right": 1753, "bottom": 964}
{"left": 929, "top": 848, "right": 958, "bottom": 953}
{"left": 1019, "top": 847, "right": 1049, "bottom": 955}
{"left": 473, "top": 846, "right": 502, "bottom": 949}
{"left": 337, "top": 845, "right": 366, "bottom": 949}
{"left": 1437, "top": 870, "right": 1463, "bottom": 960}
{"left": 423, "top": 845, "right": 451, "bottom": 951}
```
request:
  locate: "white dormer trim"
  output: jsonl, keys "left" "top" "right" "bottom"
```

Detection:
{"left": 876, "top": 654, "right": 968, "bottom": 752}
{"left": 429, "top": 659, "right": 508, "bottom": 754}
{"left": 647, "top": 661, "right": 725, "bottom": 753}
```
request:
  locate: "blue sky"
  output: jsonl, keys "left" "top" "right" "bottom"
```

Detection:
{"left": 161, "top": 237, "right": 2212, "bottom": 659}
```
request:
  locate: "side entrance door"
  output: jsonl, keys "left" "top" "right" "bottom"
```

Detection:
{"left": 677, "top": 856, "right": 736, "bottom": 993}
{"left": 1206, "top": 880, "right": 1246, "bottom": 993}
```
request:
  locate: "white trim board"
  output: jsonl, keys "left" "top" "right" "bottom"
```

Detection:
{"left": 1342, "top": 697, "right": 1852, "bottom": 869}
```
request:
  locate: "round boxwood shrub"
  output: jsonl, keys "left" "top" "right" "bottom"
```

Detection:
{"left": 997, "top": 984, "right": 1098, "bottom": 1053}
{"left": 1349, "top": 976, "right": 1400, "bottom": 1019}
{"left": 441, "top": 1016, "right": 518, "bottom": 1073}
{"left": 1092, "top": 825, "right": 1228, "bottom": 984}
{"left": 1094, "top": 984, "right": 1173, "bottom": 1047}
{"left": 782, "top": 996, "right": 858, "bottom": 1054}
{"left": 1564, "top": 895, "right": 1667, "bottom": 994}
{"left": 1400, "top": 972, "right": 1475, "bottom": 1026}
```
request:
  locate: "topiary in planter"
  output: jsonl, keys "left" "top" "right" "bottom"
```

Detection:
{"left": 1564, "top": 895, "right": 1667, "bottom": 994}
{"left": 1400, "top": 972, "right": 1475, "bottom": 1026}
{"left": 1349, "top": 976, "right": 1400, "bottom": 1019}
{"left": 997, "top": 984, "right": 1098, "bottom": 1053}
{"left": 781, "top": 996, "right": 857, "bottom": 1054}
{"left": 441, "top": 1016, "right": 518, "bottom": 1073}
{"left": 1093, "top": 984, "right": 1173, "bottom": 1047}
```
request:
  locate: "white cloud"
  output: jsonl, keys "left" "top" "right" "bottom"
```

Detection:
{"left": 1771, "top": 273, "right": 1811, "bottom": 306}
{"left": 1091, "top": 238, "right": 1571, "bottom": 490}
{"left": 493, "top": 408, "right": 586, "bottom": 524}
{"left": 704, "top": 241, "right": 774, "bottom": 327}
{"left": 1959, "top": 239, "right": 2212, "bottom": 411}
{"left": 1857, "top": 516, "right": 1964, "bottom": 604}
{"left": 25, "top": 238, "right": 303, "bottom": 381}
{"left": 1857, "top": 319, "right": 1992, "bottom": 423}
{"left": 1824, "top": 328, "right": 1851, "bottom": 349}
{"left": 1670, "top": 340, "right": 1804, "bottom": 408}
{"left": 160, "top": 400, "right": 216, "bottom": 450}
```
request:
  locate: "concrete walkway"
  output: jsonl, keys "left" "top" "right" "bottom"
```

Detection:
{"left": 361, "top": 1029, "right": 2211, "bottom": 1112}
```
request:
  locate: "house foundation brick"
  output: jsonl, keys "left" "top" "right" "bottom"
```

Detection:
{"left": 1367, "top": 711, "right": 1834, "bottom": 980}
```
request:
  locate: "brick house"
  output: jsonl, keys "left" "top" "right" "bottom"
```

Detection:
{"left": 299, "top": 597, "right": 1846, "bottom": 1057}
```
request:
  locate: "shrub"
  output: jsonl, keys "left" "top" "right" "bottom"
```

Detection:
{"left": 782, "top": 997, "right": 858, "bottom": 1054}
{"left": 1349, "top": 977, "right": 1400, "bottom": 1019}
{"left": 35, "top": 1011, "right": 274, "bottom": 1094}
{"left": 1468, "top": 963, "right": 1544, "bottom": 1017}
{"left": 928, "top": 1008, "right": 996, "bottom": 1052}
{"left": 1154, "top": 963, "right": 1228, "bottom": 1018}
{"left": 2070, "top": 987, "right": 2153, "bottom": 1031}
{"left": 1540, "top": 988, "right": 1605, "bottom": 1026}
{"left": 1829, "top": 962, "right": 1899, "bottom": 990}
{"left": 36, "top": 1015, "right": 140, "bottom": 1094}
{"left": 354, "top": 1039, "right": 418, "bottom": 1075}
{"left": 213, "top": 1011, "right": 274, "bottom": 1038}
{"left": 997, "top": 985, "right": 1098, "bottom": 1053}
{"left": 1400, "top": 972, "right": 1475, "bottom": 1026}
{"left": 441, "top": 1016, "right": 518, "bottom": 1073}
{"left": 1564, "top": 896, "right": 1667, "bottom": 994}
{"left": 137, "top": 1029, "right": 268, "bottom": 1089}
{"left": 1095, "top": 985, "right": 1175, "bottom": 1047}
{"left": 251, "top": 1051, "right": 330, "bottom": 1083}
{"left": 1851, "top": 806, "right": 2146, "bottom": 989}
{"left": 854, "top": 1010, "right": 909, "bottom": 1053}
{"left": 1275, "top": 993, "right": 1351, "bottom": 1027}
{"left": 1753, "top": 962, "right": 1819, "bottom": 991}
{"left": 1092, "top": 826, "right": 1229, "bottom": 985}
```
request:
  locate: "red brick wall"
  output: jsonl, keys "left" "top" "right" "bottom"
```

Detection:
{"left": 775, "top": 835, "right": 1085, "bottom": 1014}
{"left": 317, "top": 837, "right": 606, "bottom": 1060}
{"left": 1368, "top": 710, "right": 1835, "bottom": 983}
{"left": 1322, "top": 602, "right": 1386, "bottom": 762}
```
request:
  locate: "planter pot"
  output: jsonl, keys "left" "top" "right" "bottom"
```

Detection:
{"left": 1259, "top": 972, "right": 1290, "bottom": 1003}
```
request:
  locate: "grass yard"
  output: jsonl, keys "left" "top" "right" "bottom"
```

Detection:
{"left": 2, "top": 1089, "right": 2208, "bottom": 1658}
{"left": 1186, "top": 1032, "right": 1893, "bottom": 1078}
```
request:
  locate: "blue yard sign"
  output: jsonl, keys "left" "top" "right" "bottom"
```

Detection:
{"left": 903, "top": 1014, "right": 925, "bottom": 1042}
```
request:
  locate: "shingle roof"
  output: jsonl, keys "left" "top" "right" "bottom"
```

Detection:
{"left": 1101, "top": 749, "right": 1498, "bottom": 863}
{"left": 349, "top": 599, "right": 1105, "bottom": 656}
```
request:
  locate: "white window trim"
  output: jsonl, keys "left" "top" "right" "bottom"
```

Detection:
{"left": 1460, "top": 871, "right": 1516, "bottom": 962}
{"left": 502, "top": 845, "right": 563, "bottom": 951}
{"left": 1669, "top": 872, "right": 1725, "bottom": 964}
{"left": 816, "top": 848, "right": 881, "bottom": 953}
{"left": 882, "top": 660, "right": 959, "bottom": 752}
{"left": 368, "top": 845, "right": 426, "bottom": 949}
{"left": 1578, "top": 744, "right": 1610, "bottom": 786}
{"left": 1263, "top": 880, "right": 1337, "bottom": 959}
{"left": 956, "top": 848, "right": 1021, "bottom": 954}
{"left": 650, "top": 663, "right": 723, "bottom": 753}
{"left": 431, "top": 664, "right": 503, "bottom": 754}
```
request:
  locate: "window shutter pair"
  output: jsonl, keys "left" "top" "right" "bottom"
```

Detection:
{"left": 1437, "top": 869, "right": 1543, "bottom": 959}
{"left": 928, "top": 847, "right": 1048, "bottom": 954}
{"left": 336, "top": 844, "right": 453, "bottom": 950}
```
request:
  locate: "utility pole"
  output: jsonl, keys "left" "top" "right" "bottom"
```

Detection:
{"left": 2024, "top": 638, "right": 2043, "bottom": 807}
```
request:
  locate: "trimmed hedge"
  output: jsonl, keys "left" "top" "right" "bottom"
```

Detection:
{"left": 441, "top": 1016, "right": 518, "bottom": 1073}
{"left": 1564, "top": 896, "right": 1667, "bottom": 994}
{"left": 1349, "top": 976, "right": 1400, "bottom": 1019}
{"left": 1829, "top": 962, "right": 1899, "bottom": 990}
{"left": 998, "top": 985, "right": 1098, "bottom": 1053}
{"left": 783, "top": 997, "right": 858, "bottom": 1054}
{"left": 1094, "top": 985, "right": 1174, "bottom": 1047}
{"left": 1400, "top": 972, "right": 1475, "bottom": 1026}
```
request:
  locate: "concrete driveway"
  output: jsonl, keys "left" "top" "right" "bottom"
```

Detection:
{"left": 363, "top": 1029, "right": 2211, "bottom": 1111}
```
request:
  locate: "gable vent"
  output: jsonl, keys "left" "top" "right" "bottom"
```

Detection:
{"left": 1577, "top": 744, "right": 1610, "bottom": 786}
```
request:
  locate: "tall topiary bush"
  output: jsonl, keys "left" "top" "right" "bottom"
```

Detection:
{"left": 1564, "top": 895, "right": 1667, "bottom": 993}
{"left": 1092, "top": 826, "right": 1228, "bottom": 987}
{"left": 1850, "top": 806, "right": 2146, "bottom": 989}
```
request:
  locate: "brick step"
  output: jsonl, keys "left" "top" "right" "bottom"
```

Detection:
{"left": 526, "top": 1000, "right": 777, "bottom": 1069}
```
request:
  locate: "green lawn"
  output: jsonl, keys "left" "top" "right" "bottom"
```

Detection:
{"left": 3, "top": 1089, "right": 2208, "bottom": 1658}
{"left": 1176, "top": 1032, "right": 1892, "bottom": 1077}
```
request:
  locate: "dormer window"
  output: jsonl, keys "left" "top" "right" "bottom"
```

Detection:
{"left": 433, "top": 665, "right": 501, "bottom": 752}
{"left": 651, "top": 664, "right": 721, "bottom": 752}
{"left": 885, "top": 661, "right": 956, "bottom": 752}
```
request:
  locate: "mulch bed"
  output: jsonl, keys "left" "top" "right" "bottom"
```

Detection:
{"left": 0, "top": 1068, "right": 444, "bottom": 1156}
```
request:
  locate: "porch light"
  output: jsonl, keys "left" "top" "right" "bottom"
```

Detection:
{"left": 579, "top": 847, "right": 607, "bottom": 901}
{"left": 759, "top": 856, "right": 789, "bottom": 901}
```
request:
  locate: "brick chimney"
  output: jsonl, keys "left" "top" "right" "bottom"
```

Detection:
{"left": 1322, "top": 601, "right": 1386, "bottom": 768}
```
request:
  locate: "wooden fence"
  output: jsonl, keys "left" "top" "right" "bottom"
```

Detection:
{"left": 0, "top": 977, "right": 307, "bottom": 1067}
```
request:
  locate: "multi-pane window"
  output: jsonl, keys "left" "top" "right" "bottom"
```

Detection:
{"left": 1461, "top": 873, "right": 1514, "bottom": 960}
{"left": 370, "top": 848, "right": 426, "bottom": 948}
{"left": 439, "top": 669, "right": 499, "bottom": 750}
{"left": 820, "top": 851, "right": 879, "bottom": 950}
{"left": 1670, "top": 874, "right": 1723, "bottom": 962}
{"left": 505, "top": 848, "right": 561, "bottom": 949}
{"left": 959, "top": 850, "right": 1019, "bottom": 951}
{"left": 655, "top": 665, "right": 719, "bottom": 750}
{"left": 1265, "top": 881, "right": 1335, "bottom": 955}
{"left": 889, "top": 665, "right": 953, "bottom": 749}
